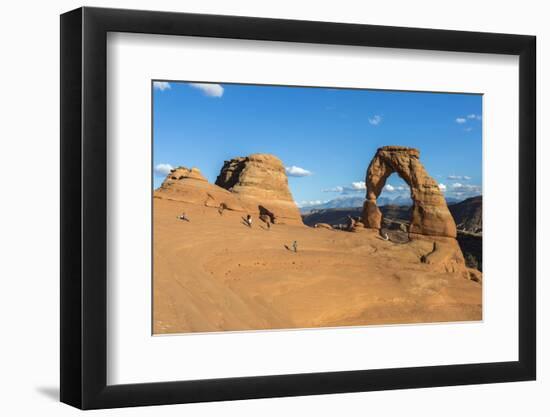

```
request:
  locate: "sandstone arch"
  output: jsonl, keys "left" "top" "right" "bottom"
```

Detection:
{"left": 362, "top": 146, "right": 457, "bottom": 238}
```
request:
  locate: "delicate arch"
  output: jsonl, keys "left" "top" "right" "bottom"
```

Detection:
{"left": 362, "top": 146, "right": 457, "bottom": 238}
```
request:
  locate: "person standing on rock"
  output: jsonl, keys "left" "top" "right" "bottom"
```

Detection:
{"left": 292, "top": 240, "right": 298, "bottom": 253}
{"left": 246, "top": 214, "right": 253, "bottom": 228}
{"left": 218, "top": 203, "right": 226, "bottom": 216}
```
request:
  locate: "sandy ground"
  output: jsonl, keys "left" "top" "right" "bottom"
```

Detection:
{"left": 153, "top": 198, "right": 482, "bottom": 334}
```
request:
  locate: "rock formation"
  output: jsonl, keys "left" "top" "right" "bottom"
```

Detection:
{"left": 349, "top": 220, "right": 366, "bottom": 232}
{"left": 362, "top": 146, "right": 457, "bottom": 238}
{"left": 154, "top": 155, "right": 303, "bottom": 225}
{"left": 359, "top": 146, "right": 479, "bottom": 278}
{"left": 155, "top": 166, "right": 245, "bottom": 211}
{"left": 165, "top": 166, "right": 207, "bottom": 183}
{"left": 215, "top": 154, "right": 303, "bottom": 224}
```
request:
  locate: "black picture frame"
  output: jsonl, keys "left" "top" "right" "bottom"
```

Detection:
{"left": 60, "top": 6, "right": 536, "bottom": 410}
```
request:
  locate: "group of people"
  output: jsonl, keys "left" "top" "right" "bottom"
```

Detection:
{"left": 218, "top": 204, "right": 270, "bottom": 230}
{"left": 177, "top": 211, "right": 268, "bottom": 229}
{"left": 176, "top": 209, "right": 298, "bottom": 253}
{"left": 176, "top": 208, "right": 269, "bottom": 231}
{"left": 178, "top": 208, "right": 392, "bottom": 250}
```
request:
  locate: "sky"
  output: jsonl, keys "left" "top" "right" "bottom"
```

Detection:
{"left": 153, "top": 81, "right": 482, "bottom": 207}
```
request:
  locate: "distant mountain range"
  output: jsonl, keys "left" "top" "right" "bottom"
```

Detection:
{"left": 302, "top": 196, "right": 481, "bottom": 232}
{"left": 300, "top": 194, "right": 463, "bottom": 214}
{"left": 300, "top": 196, "right": 367, "bottom": 212}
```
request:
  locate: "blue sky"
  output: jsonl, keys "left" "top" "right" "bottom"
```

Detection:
{"left": 153, "top": 81, "right": 482, "bottom": 207}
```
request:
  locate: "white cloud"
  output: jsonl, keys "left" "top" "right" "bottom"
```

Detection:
{"left": 321, "top": 178, "right": 478, "bottom": 202}
{"left": 457, "top": 114, "right": 481, "bottom": 126}
{"left": 445, "top": 182, "right": 482, "bottom": 200}
{"left": 325, "top": 180, "right": 411, "bottom": 195}
{"left": 322, "top": 181, "right": 365, "bottom": 194}
{"left": 286, "top": 166, "right": 312, "bottom": 177}
{"left": 153, "top": 81, "right": 171, "bottom": 91}
{"left": 467, "top": 114, "right": 482, "bottom": 120}
{"left": 379, "top": 182, "right": 411, "bottom": 198}
{"left": 447, "top": 175, "right": 472, "bottom": 180}
{"left": 450, "top": 183, "right": 480, "bottom": 192}
{"left": 323, "top": 180, "right": 412, "bottom": 196}
{"left": 351, "top": 181, "right": 366, "bottom": 190}
{"left": 451, "top": 183, "right": 480, "bottom": 191}
{"left": 154, "top": 163, "right": 173, "bottom": 177}
{"left": 368, "top": 115, "right": 382, "bottom": 126}
{"left": 322, "top": 186, "right": 344, "bottom": 193}
{"left": 189, "top": 83, "right": 224, "bottom": 97}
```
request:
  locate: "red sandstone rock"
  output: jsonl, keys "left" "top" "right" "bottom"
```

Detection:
{"left": 215, "top": 154, "right": 303, "bottom": 224}
{"left": 362, "top": 146, "right": 457, "bottom": 238}
{"left": 155, "top": 155, "right": 303, "bottom": 225}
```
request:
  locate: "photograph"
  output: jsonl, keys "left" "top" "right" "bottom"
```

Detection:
{"left": 0, "top": 0, "right": 542, "bottom": 413}
{"left": 152, "top": 81, "right": 483, "bottom": 334}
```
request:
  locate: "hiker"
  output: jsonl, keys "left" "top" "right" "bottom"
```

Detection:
{"left": 292, "top": 240, "right": 298, "bottom": 253}
{"left": 218, "top": 203, "right": 225, "bottom": 216}
{"left": 246, "top": 214, "right": 253, "bottom": 228}
{"left": 177, "top": 212, "right": 190, "bottom": 222}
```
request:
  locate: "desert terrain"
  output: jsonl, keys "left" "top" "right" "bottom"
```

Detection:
{"left": 153, "top": 148, "right": 482, "bottom": 334}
